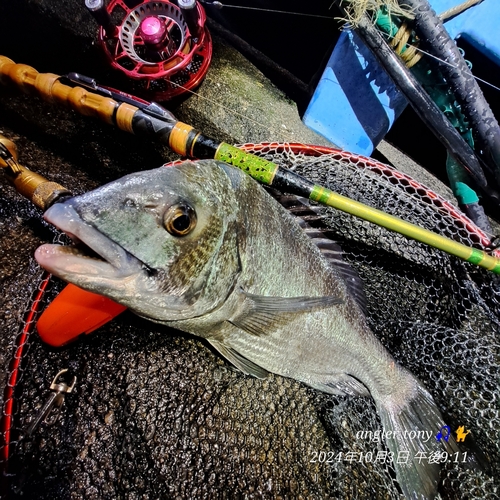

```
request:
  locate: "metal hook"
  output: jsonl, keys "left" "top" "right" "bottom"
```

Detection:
{"left": 25, "top": 369, "right": 77, "bottom": 437}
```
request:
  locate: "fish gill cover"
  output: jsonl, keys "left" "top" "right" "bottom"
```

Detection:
{"left": 0, "top": 142, "right": 498, "bottom": 499}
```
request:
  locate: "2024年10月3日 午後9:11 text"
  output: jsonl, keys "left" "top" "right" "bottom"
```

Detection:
{"left": 309, "top": 426, "right": 471, "bottom": 465}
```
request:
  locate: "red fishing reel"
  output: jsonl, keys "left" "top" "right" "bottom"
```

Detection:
{"left": 85, "top": 0, "right": 212, "bottom": 100}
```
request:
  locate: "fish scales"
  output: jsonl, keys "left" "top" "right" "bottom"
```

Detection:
{"left": 34, "top": 159, "right": 463, "bottom": 499}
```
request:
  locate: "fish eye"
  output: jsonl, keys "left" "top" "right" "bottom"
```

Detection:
{"left": 163, "top": 203, "right": 197, "bottom": 236}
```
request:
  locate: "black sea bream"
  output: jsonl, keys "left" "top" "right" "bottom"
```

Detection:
{"left": 35, "top": 160, "right": 459, "bottom": 499}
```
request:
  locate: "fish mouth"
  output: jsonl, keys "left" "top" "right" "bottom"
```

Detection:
{"left": 35, "top": 202, "right": 145, "bottom": 281}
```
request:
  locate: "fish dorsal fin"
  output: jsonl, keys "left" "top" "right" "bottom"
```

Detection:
{"left": 274, "top": 193, "right": 368, "bottom": 316}
{"left": 208, "top": 339, "right": 269, "bottom": 378}
{"left": 228, "top": 288, "right": 343, "bottom": 337}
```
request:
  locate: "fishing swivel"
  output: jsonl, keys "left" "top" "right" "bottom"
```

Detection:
{"left": 0, "top": 135, "right": 21, "bottom": 176}
{"left": 0, "top": 133, "right": 72, "bottom": 210}
{"left": 25, "top": 369, "right": 77, "bottom": 437}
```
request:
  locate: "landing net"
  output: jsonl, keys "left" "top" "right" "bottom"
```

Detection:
{"left": 1, "top": 143, "right": 498, "bottom": 499}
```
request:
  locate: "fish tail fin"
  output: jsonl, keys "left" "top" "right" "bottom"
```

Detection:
{"left": 377, "top": 379, "right": 459, "bottom": 500}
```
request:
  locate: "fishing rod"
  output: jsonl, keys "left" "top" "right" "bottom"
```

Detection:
{"left": 0, "top": 55, "right": 499, "bottom": 275}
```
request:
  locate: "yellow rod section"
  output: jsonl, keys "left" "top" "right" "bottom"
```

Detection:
{"left": 310, "top": 185, "right": 500, "bottom": 273}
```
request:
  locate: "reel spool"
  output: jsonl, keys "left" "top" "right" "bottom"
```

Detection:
{"left": 85, "top": 0, "right": 212, "bottom": 100}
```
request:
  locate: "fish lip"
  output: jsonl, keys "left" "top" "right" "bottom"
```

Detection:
{"left": 36, "top": 202, "right": 145, "bottom": 279}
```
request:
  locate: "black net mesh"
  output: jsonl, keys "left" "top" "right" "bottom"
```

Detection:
{"left": 0, "top": 141, "right": 498, "bottom": 499}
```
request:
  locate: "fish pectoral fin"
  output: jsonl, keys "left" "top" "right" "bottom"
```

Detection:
{"left": 314, "top": 374, "right": 370, "bottom": 397}
{"left": 228, "top": 289, "right": 343, "bottom": 337}
{"left": 208, "top": 339, "right": 269, "bottom": 379}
